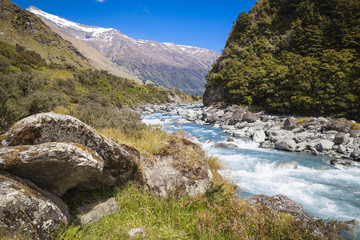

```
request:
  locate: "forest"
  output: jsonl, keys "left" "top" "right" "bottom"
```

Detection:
{"left": 204, "top": 0, "right": 360, "bottom": 120}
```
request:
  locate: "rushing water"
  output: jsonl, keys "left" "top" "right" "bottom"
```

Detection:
{"left": 142, "top": 107, "right": 360, "bottom": 236}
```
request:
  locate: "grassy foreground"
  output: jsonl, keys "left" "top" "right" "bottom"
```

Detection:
{"left": 1, "top": 127, "right": 356, "bottom": 240}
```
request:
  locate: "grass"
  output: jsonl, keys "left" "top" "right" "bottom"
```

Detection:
{"left": 2, "top": 126, "right": 355, "bottom": 239}
{"left": 296, "top": 118, "right": 312, "bottom": 125}
{"left": 352, "top": 122, "right": 360, "bottom": 130}
{"left": 99, "top": 126, "right": 170, "bottom": 156}
{"left": 54, "top": 155, "right": 348, "bottom": 240}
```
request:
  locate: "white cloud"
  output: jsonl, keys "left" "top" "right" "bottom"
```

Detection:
{"left": 95, "top": 0, "right": 105, "bottom": 3}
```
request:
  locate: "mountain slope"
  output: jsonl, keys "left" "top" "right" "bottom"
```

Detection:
{"left": 0, "top": 0, "right": 195, "bottom": 132}
{"left": 28, "top": 6, "right": 220, "bottom": 95}
{"left": 35, "top": 18, "right": 142, "bottom": 84}
{"left": 0, "top": 0, "right": 91, "bottom": 69}
{"left": 204, "top": 0, "right": 360, "bottom": 120}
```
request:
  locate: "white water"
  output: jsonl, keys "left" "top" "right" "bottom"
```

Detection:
{"left": 142, "top": 108, "right": 360, "bottom": 236}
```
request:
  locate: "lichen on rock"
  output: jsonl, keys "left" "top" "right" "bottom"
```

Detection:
{"left": 0, "top": 112, "right": 139, "bottom": 180}
{"left": 0, "top": 171, "right": 69, "bottom": 240}
{"left": 0, "top": 142, "right": 116, "bottom": 196}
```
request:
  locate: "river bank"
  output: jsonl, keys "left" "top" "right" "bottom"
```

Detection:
{"left": 137, "top": 103, "right": 360, "bottom": 238}
{"left": 137, "top": 103, "right": 360, "bottom": 166}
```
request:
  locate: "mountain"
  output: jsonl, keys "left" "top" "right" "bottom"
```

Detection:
{"left": 0, "top": 0, "right": 91, "bottom": 69}
{"left": 0, "top": 0, "right": 194, "bottom": 132}
{"left": 204, "top": 0, "right": 360, "bottom": 120}
{"left": 28, "top": 6, "right": 221, "bottom": 95}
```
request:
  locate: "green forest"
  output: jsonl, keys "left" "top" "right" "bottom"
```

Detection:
{"left": 204, "top": 0, "right": 360, "bottom": 120}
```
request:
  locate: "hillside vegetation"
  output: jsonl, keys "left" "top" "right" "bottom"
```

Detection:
{"left": 204, "top": 0, "right": 360, "bottom": 120}
{"left": 0, "top": 0, "right": 193, "bottom": 133}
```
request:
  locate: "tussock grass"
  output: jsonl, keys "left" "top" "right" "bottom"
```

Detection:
{"left": 352, "top": 122, "right": 360, "bottom": 130}
{"left": 297, "top": 118, "right": 312, "bottom": 125}
{"left": 99, "top": 126, "right": 170, "bottom": 156}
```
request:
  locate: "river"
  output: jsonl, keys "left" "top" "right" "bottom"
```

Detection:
{"left": 142, "top": 105, "right": 360, "bottom": 236}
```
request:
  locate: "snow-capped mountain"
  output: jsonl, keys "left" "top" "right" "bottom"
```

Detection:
{"left": 28, "top": 6, "right": 220, "bottom": 94}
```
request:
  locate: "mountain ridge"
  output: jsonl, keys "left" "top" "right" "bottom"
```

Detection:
{"left": 28, "top": 6, "right": 220, "bottom": 95}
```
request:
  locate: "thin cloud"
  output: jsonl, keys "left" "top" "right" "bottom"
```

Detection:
{"left": 95, "top": 0, "right": 105, "bottom": 3}
{"left": 134, "top": 3, "right": 150, "bottom": 13}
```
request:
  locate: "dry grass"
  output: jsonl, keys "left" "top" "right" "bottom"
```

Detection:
{"left": 352, "top": 122, "right": 360, "bottom": 130}
{"left": 296, "top": 118, "right": 312, "bottom": 125}
{"left": 99, "top": 126, "right": 171, "bottom": 156}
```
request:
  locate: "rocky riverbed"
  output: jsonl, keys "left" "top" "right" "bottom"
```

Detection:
{"left": 137, "top": 103, "right": 360, "bottom": 166}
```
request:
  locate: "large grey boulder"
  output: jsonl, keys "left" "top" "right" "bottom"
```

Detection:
{"left": 333, "top": 132, "right": 346, "bottom": 145}
{"left": 275, "top": 140, "right": 296, "bottom": 152}
{"left": 293, "top": 131, "right": 314, "bottom": 143}
{"left": 0, "top": 143, "right": 115, "bottom": 196}
{"left": 277, "top": 161, "right": 298, "bottom": 170}
{"left": 243, "top": 112, "right": 258, "bottom": 123}
{"left": 173, "top": 130, "right": 200, "bottom": 144}
{"left": 350, "top": 130, "right": 360, "bottom": 138}
{"left": 328, "top": 118, "right": 352, "bottom": 133}
{"left": 228, "top": 109, "right": 245, "bottom": 125}
{"left": 139, "top": 144, "right": 213, "bottom": 198}
{"left": 253, "top": 130, "right": 266, "bottom": 143}
{"left": 283, "top": 117, "right": 298, "bottom": 131}
{"left": 77, "top": 198, "right": 119, "bottom": 226}
{"left": 247, "top": 194, "right": 311, "bottom": 222}
{"left": 0, "top": 113, "right": 139, "bottom": 181}
{"left": 269, "top": 130, "right": 294, "bottom": 143}
{"left": 213, "top": 142, "right": 238, "bottom": 148}
{"left": 350, "top": 150, "right": 360, "bottom": 161}
{"left": 315, "top": 140, "right": 334, "bottom": 152}
{"left": 0, "top": 171, "right": 69, "bottom": 240}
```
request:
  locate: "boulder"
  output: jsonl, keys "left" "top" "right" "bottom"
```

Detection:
{"left": 177, "top": 109, "right": 188, "bottom": 116}
{"left": 173, "top": 130, "right": 199, "bottom": 144}
{"left": 350, "top": 130, "right": 360, "bottom": 138}
{"left": 260, "top": 141, "right": 275, "bottom": 149}
{"left": 315, "top": 140, "right": 334, "bottom": 152}
{"left": 275, "top": 140, "right": 296, "bottom": 152}
{"left": 333, "top": 132, "right": 346, "bottom": 145}
{"left": 269, "top": 130, "right": 294, "bottom": 143}
{"left": 337, "top": 145, "right": 347, "bottom": 154}
{"left": 329, "top": 159, "right": 352, "bottom": 166}
{"left": 247, "top": 194, "right": 311, "bottom": 222}
{"left": 204, "top": 138, "right": 215, "bottom": 144}
{"left": 294, "top": 131, "right": 314, "bottom": 143}
{"left": 277, "top": 161, "right": 298, "bottom": 170}
{"left": 283, "top": 117, "right": 298, "bottom": 131}
{"left": 253, "top": 130, "right": 266, "bottom": 143}
{"left": 302, "top": 119, "right": 321, "bottom": 131}
{"left": 260, "top": 115, "right": 270, "bottom": 122}
{"left": 226, "top": 136, "right": 235, "bottom": 142}
{"left": 213, "top": 142, "right": 237, "bottom": 148}
{"left": 139, "top": 153, "right": 213, "bottom": 198}
{"left": 77, "top": 198, "right": 119, "bottom": 226}
{"left": 0, "top": 171, "right": 69, "bottom": 240}
{"left": 0, "top": 113, "right": 139, "bottom": 181}
{"left": 228, "top": 109, "right": 245, "bottom": 125}
{"left": 296, "top": 142, "right": 308, "bottom": 152}
{"left": 350, "top": 150, "right": 360, "bottom": 161}
{"left": 0, "top": 143, "right": 115, "bottom": 196}
{"left": 243, "top": 112, "right": 258, "bottom": 123}
{"left": 328, "top": 118, "right": 352, "bottom": 133}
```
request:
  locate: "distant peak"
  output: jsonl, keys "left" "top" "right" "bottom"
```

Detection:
{"left": 27, "top": 7, "right": 114, "bottom": 36}
{"left": 26, "top": 6, "right": 40, "bottom": 11}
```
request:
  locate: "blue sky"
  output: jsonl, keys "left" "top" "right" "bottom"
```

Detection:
{"left": 11, "top": 0, "right": 257, "bottom": 51}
